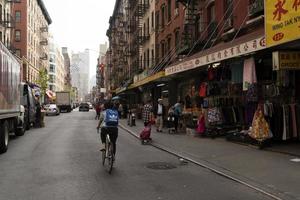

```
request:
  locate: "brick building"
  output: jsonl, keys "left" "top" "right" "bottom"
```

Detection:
{"left": 12, "top": 0, "right": 51, "bottom": 83}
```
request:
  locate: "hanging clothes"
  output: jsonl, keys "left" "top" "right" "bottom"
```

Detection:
{"left": 243, "top": 57, "right": 257, "bottom": 91}
{"left": 231, "top": 60, "right": 244, "bottom": 84}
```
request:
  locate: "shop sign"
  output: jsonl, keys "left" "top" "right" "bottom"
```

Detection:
{"left": 272, "top": 51, "right": 300, "bottom": 70}
{"left": 134, "top": 71, "right": 148, "bottom": 83}
{"left": 165, "top": 36, "right": 266, "bottom": 76}
{"left": 265, "top": 0, "right": 300, "bottom": 47}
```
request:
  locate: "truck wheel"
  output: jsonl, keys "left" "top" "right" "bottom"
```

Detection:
{"left": 0, "top": 121, "right": 9, "bottom": 153}
{"left": 16, "top": 123, "right": 25, "bottom": 136}
{"left": 25, "top": 117, "right": 31, "bottom": 130}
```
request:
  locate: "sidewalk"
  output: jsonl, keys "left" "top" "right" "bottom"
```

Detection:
{"left": 120, "top": 119, "right": 300, "bottom": 200}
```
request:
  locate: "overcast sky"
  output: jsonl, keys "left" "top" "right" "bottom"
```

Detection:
{"left": 43, "top": 0, "right": 115, "bottom": 78}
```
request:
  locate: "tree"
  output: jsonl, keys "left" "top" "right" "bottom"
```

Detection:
{"left": 36, "top": 68, "right": 49, "bottom": 98}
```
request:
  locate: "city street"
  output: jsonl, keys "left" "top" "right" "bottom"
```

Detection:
{"left": 0, "top": 109, "right": 273, "bottom": 200}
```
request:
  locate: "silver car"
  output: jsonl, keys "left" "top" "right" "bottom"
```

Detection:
{"left": 46, "top": 104, "right": 60, "bottom": 116}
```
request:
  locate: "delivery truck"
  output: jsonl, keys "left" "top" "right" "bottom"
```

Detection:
{"left": 56, "top": 91, "right": 72, "bottom": 112}
{"left": 0, "top": 42, "right": 25, "bottom": 153}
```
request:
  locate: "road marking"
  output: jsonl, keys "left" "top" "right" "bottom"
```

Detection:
{"left": 120, "top": 123, "right": 284, "bottom": 200}
{"left": 290, "top": 158, "right": 300, "bottom": 162}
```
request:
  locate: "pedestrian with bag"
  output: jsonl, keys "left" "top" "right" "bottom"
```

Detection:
{"left": 174, "top": 101, "right": 183, "bottom": 132}
{"left": 142, "top": 99, "right": 153, "bottom": 126}
{"left": 154, "top": 98, "right": 165, "bottom": 132}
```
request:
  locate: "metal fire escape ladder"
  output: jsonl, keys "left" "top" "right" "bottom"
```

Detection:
{"left": 178, "top": 0, "right": 199, "bottom": 55}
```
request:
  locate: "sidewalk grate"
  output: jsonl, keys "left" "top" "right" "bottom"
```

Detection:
{"left": 146, "top": 162, "right": 177, "bottom": 170}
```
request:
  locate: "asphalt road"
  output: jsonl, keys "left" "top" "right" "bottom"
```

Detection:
{"left": 0, "top": 109, "right": 273, "bottom": 200}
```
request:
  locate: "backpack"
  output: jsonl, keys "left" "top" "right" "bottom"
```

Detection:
{"left": 105, "top": 109, "right": 119, "bottom": 126}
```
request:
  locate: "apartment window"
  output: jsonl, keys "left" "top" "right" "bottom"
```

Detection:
{"left": 16, "top": 49, "right": 21, "bottom": 57}
{"left": 15, "top": 11, "right": 21, "bottom": 23}
{"left": 144, "top": 52, "right": 146, "bottom": 69}
{"left": 49, "top": 64, "right": 55, "bottom": 72}
{"left": 167, "top": 0, "right": 172, "bottom": 22}
{"left": 0, "top": 4, "right": 2, "bottom": 23}
{"left": 208, "top": 3, "right": 215, "bottom": 22}
{"left": 147, "top": 49, "right": 150, "bottom": 67}
{"left": 155, "top": 11, "right": 160, "bottom": 30}
{"left": 161, "top": 5, "right": 165, "bottom": 28}
{"left": 151, "top": 49, "right": 154, "bottom": 67}
{"left": 147, "top": 18, "right": 150, "bottom": 35}
{"left": 15, "top": 30, "right": 21, "bottom": 42}
{"left": 161, "top": 41, "right": 165, "bottom": 58}
{"left": 151, "top": 11, "right": 154, "bottom": 29}
{"left": 175, "top": 29, "right": 180, "bottom": 48}
{"left": 0, "top": 31, "right": 2, "bottom": 42}
{"left": 167, "top": 37, "right": 171, "bottom": 53}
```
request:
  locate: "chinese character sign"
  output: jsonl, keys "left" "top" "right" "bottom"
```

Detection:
{"left": 266, "top": 0, "right": 300, "bottom": 47}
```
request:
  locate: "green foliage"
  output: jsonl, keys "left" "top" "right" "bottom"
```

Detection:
{"left": 36, "top": 68, "right": 49, "bottom": 96}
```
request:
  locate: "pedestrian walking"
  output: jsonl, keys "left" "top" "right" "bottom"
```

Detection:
{"left": 118, "top": 103, "right": 123, "bottom": 119}
{"left": 154, "top": 98, "right": 165, "bottom": 132}
{"left": 174, "top": 101, "right": 183, "bottom": 132}
{"left": 95, "top": 103, "right": 101, "bottom": 120}
{"left": 142, "top": 99, "right": 153, "bottom": 126}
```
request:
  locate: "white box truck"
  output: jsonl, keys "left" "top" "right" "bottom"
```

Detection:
{"left": 56, "top": 91, "right": 72, "bottom": 112}
{"left": 0, "top": 42, "right": 26, "bottom": 153}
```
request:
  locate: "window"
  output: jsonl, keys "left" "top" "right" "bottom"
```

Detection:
{"left": 0, "top": 31, "right": 2, "bottom": 42}
{"left": 49, "top": 64, "right": 55, "bottom": 72}
{"left": 167, "top": 37, "right": 171, "bottom": 52}
{"left": 151, "top": 11, "right": 154, "bottom": 29}
{"left": 161, "top": 5, "right": 165, "bottom": 28}
{"left": 147, "top": 18, "right": 150, "bottom": 35}
{"left": 175, "top": 29, "right": 180, "bottom": 48}
{"left": 167, "top": 0, "right": 172, "bottom": 22}
{"left": 147, "top": 49, "right": 150, "bottom": 68}
{"left": 15, "top": 30, "right": 21, "bottom": 42}
{"left": 155, "top": 11, "right": 160, "bottom": 30}
{"left": 0, "top": 4, "right": 2, "bottom": 23}
{"left": 16, "top": 49, "right": 21, "bottom": 57}
{"left": 161, "top": 41, "right": 165, "bottom": 58}
{"left": 15, "top": 11, "right": 21, "bottom": 23}
{"left": 151, "top": 49, "right": 154, "bottom": 67}
{"left": 208, "top": 3, "right": 215, "bottom": 22}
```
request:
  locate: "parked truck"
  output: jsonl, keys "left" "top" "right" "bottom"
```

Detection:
{"left": 0, "top": 42, "right": 25, "bottom": 153}
{"left": 56, "top": 91, "right": 72, "bottom": 112}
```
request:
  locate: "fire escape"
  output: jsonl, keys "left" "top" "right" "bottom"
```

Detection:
{"left": 177, "top": 0, "right": 199, "bottom": 55}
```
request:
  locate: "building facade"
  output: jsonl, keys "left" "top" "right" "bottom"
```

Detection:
{"left": 70, "top": 49, "right": 90, "bottom": 101}
{"left": 48, "top": 37, "right": 65, "bottom": 92}
{"left": 12, "top": 0, "right": 51, "bottom": 84}
{"left": 0, "top": 0, "right": 15, "bottom": 54}
{"left": 62, "top": 47, "right": 71, "bottom": 90}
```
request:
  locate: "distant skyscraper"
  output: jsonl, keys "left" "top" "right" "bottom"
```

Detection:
{"left": 71, "top": 49, "right": 90, "bottom": 100}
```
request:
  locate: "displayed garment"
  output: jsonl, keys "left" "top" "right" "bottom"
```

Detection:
{"left": 199, "top": 82, "right": 207, "bottom": 97}
{"left": 249, "top": 108, "right": 272, "bottom": 142}
{"left": 231, "top": 61, "right": 243, "bottom": 83}
{"left": 207, "top": 107, "right": 223, "bottom": 124}
{"left": 243, "top": 57, "right": 257, "bottom": 91}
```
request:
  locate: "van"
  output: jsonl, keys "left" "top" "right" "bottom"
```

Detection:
{"left": 20, "top": 83, "right": 37, "bottom": 130}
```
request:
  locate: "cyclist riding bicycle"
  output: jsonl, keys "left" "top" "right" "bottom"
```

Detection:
{"left": 97, "top": 101, "right": 119, "bottom": 155}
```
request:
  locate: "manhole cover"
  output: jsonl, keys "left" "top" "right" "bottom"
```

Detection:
{"left": 146, "top": 162, "right": 177, "bottom": 170}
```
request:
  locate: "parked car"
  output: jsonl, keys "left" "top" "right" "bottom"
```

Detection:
{"left": 45, "top": 104, "right": 60, "bottom": 116}
{"left": 87, "top": 102, "right": 93, "bottom": 109}
{"left": 79, "top": 103, "right": 89, "bottom": 112}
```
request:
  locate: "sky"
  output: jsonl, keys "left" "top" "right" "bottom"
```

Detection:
{"left": 43, "top": 0, "right": 115, "bottom": 78}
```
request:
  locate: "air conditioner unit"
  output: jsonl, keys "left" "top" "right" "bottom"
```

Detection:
{"left": 174, "top": 8, "right": 179, "bottom": 17}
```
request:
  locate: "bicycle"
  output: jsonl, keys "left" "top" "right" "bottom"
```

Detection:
{"left": 101, "top": 130, "right": 114, "bottom": 174}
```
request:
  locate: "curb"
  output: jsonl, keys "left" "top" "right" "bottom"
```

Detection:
{"left": 119, "top": 123, "right": 286, "bottom": 200}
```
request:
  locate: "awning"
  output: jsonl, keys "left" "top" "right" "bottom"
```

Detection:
{"left": 128, "top": 71, "right": 165, "bottom": 89}
{"left": 46, "top": 89, "right": 54, "bottom": 99}
{"left": 165, "top": 28, "right": 266, "bottom": 76}
{"left": 115, "top": 87, "right": 126, "bottom": 94}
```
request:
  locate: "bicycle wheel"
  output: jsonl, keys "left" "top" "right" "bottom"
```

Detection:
{"left": 102, "top": 148, "right": 106, "bottom": 166}
{"left": 107, "top": 143, "right": 114, "bottom": 174}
